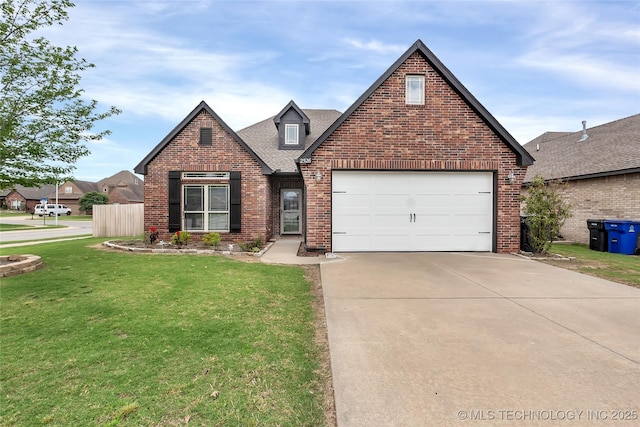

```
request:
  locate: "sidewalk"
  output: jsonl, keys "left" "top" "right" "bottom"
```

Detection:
{"left": 260, "top": 238, "right": 341, "bottom": 265}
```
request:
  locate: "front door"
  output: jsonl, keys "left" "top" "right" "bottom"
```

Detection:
{"left": 281, "top": 189, "right": 302, "bottom": 234}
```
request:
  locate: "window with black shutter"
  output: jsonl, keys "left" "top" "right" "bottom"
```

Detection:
{"left": 168, "top": 171, "right": 181, "bottom": 232}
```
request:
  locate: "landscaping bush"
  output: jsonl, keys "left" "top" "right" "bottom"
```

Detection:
{"left": 521, "top": 175, "right": 572, "bottom": 254}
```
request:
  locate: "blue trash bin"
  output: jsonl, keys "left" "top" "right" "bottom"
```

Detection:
{"left": 604, "top": 220, "right": 640, "bottom": 255}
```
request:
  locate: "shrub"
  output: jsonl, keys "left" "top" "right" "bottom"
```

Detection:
{"left": 170, "top": 230, "right": 191, "bottom": 247}
{"left": 202, "top": 232, "right": 222, "bottom": 248}
{"left": 239, "top": 236, "right": 264, "bottom": 253}
{"left": 521, "top": 175, "right": 572, "bottom": 254}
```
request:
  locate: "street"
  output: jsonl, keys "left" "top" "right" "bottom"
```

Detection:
{"left": 0, "top": 215, "right": 93, "bottom": 245}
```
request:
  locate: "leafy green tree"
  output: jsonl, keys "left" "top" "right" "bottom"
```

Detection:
{"left": 0, "top": 0, "right": 120, "bottom": 190}
{"left": 79, "top": 191, "right": 108, "bottom": 213}
{"left": 521, "top": 175, "right": 572, "bottom": 254}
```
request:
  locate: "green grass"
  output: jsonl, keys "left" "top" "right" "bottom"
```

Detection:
{"left": 1, "top": 239, "right": 327, "bottom": 426}
{"left": 0, "top": 211, "right": 92, "bottom": 221}
{"left": 0, "top": 223, "right": 67, "bottom": 232}
{"left": 0, "top": 211, "right": 28, "bottom": 218}
{"left": 544, "top": 243, "right": 640, "bottom": 287}
{"left": 0, "top": 223, "right": 33, "bottom": 231}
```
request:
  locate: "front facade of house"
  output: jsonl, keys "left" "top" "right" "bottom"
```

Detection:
{"left": 135, "top": 40, "right": 533, "bottom": 253}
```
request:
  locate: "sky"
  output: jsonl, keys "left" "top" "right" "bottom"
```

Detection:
{"left": 38, "top": 0, "right": 640, "bottom": 182}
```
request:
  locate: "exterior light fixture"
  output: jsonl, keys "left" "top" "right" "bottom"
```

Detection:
{"left": 507, "top": 172, "right": 516, "bottom": 184}
{"left": 315, "top": 171, "right": 322, "bottom": 182}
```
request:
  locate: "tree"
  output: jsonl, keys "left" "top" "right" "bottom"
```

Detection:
{"left": 79, "top": 191, "right": 108, "bottom": 213}
{"left": 521, "top": 175, "right": 572, "bottom": 254}
{"left": 0, "top": 0, "right": 120, "bottom": 190}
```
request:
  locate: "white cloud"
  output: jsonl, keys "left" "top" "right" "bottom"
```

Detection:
{"left": 513, "top": 1, "right": 640, "bottom": 92}
{"left": 343, "top": 38, "right": 406, "bottom": 55}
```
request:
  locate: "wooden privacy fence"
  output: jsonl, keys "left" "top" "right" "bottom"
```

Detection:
{"left": 92, "top": 204, "right": 144, "bottom": 237}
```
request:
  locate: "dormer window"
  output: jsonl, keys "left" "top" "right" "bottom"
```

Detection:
{"left": 406, "top": 75, "right": 425, "bottom": 105}
{"left": 285, "top": 124, "right": 299, "bottom": 145}
{"left": 274, "top": 100, "right": 309, "bottom": 150}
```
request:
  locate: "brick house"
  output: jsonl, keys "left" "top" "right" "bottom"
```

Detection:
{"left": 522, "top": 115, "right": 640, "bottom": 244}
{"left": 134, "top": 40, "right": 534, "bottom": 253}
{"left": 56, "top": 170, "right": 144, "bottom": 214}
{"left": 2, "top": 185, "right": 56, "bottom": 212}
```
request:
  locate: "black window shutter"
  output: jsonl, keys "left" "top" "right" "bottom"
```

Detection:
{"left": 230, "top": 171, "right": 241, "bottom": 233}
{"left": 200, "top": 128, "right": 212, "bottom": 145}
{"left": 168, "top": 171, "right": 181, "bottom": 232}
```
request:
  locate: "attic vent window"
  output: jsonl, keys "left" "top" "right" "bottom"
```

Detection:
{"left": 406, "top": 75, "right": 425, "bottom": 105}
{"left": 199, "top": 127, "right": 212, "bottom": 145}
{"left": 285, "top": 124, "right": 299, "bottom": 145}
{"left": 183, "top": 172, "right": 230, "bottom": 180}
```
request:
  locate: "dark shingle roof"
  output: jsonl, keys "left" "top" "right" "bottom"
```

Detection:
{"left": 97, "top": 170, "right": 144, "bottom": 202}
{"left": 73, "top": 181, "right": 100, "bottom": 193}
{"left": 523, "top": 114, "right": 640, "bottom": 183}
{"left": 2, "top": 185, "right": 56, "bottom": 199}
{"left": 238, "top": 109, "right": 342, "bottom": 173}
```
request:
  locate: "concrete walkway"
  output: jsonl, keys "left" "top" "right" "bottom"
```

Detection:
{"left": 260, "top": 238, "right": 341, "bottom": 265}
{"left": 321, "top": 252, "right": 640, "bottom": 426}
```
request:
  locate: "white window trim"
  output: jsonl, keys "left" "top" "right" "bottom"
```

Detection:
{"left": 284, "top": 124, "right": 299, "bottom": 145}
{"left": 183, "top": 184, "right": 230, "bottom": 232}
{"left": 406, "top": 75, "right": 425, "bottom": 105}
{"left": 182, "top": 172, "right": 230, "bottom": 180}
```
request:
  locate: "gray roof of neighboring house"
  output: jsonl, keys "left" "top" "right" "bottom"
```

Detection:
{"left": 73, "top": 181, "right": 100, "bottom": 193}
{"left": 238, "top": 109, "right": 342, "bottom": 173}
{"left": 97, "top": 170, "right": 144, "bottom": 202}
{"left": 1, "top": 184, "right": 56, "bottom": 200}
{"left": 523, "top": 114, "right": 640, "bottom": 183}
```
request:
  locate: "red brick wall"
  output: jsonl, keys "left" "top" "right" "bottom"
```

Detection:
{"left": 300, "top": 52, "right": 527, "bottom": 253}
{"left": 108, "top": 190, "right": 139, "bottom": 205}
{"left": 143, "top": 110, "right": 270, "bottom": 243}
{"left": 5, "top": 192, "right": 27, "bottom": 211}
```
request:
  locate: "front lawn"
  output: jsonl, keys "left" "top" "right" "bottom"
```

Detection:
{"left": 0, "top": 239, "right": 330, "bottom": 426}
{"left": 542, "top": 243, "right": 640, "bottom": 288}
{"left": 0, "top": 223, "right": 33, "bottom": 231}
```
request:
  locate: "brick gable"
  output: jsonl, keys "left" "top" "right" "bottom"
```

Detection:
{"left": 300, "top": 52, "right": 527, "bottom": 253}
{"left": 143, "top": 109, "right": 270, "bottom": 243}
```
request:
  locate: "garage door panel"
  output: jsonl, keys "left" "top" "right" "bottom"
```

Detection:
{"left": 332, "top": 171, "right": 494, "bottom": 252}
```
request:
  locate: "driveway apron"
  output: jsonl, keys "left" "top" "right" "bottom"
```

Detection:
{"left": 321, "top": 252, "right": 640, "bottom": 426}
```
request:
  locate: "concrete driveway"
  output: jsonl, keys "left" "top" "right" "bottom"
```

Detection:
{"left": 321, "top": 253, "right": 640, "bottom": 426}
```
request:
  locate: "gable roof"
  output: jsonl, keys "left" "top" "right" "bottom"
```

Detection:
{"left": 134, "top": 101, "right": 271, "bottom": 175}
{"left": 522, "top": 114, "right": 640, "bottom": 183}
{"left": 299, "top": 39, "right": 534, "bottom": 167}
{"left": 97, "top": 170, "right": 144, "bottom": 202}
{"left": 2, "top": 184, "right": 56, "bottom": 200}
{"left": 71, "top": 180, "right": 100, "bottom": 193}
{"left": 238, "top": 109, "right": 342, "bottom": 173}
{"left": 274, "top": 100, "right": 311, "bottom": 135}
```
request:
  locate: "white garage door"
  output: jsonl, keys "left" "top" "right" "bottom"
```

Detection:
{"left": 332, "top": 171, "right": 494, "bottom": 252}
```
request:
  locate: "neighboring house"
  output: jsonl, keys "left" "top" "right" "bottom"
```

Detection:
{"left": 55, "top": 180, "right": 99, "bottom": 214}
{"left": 522, "top": 114, "right": 640, "bottom": 244}
{"left": 135, "top": 40, "right": 534, "bottom": 253}
{"left": 56, "top": 170, "right": 144, "bottom": 214}
{"left": 1, "top": 185, "right": 57, "bottom": 213}
{"left": 1, "top": 171, "right": 144, "bottom": 215}
{"left": 97, "top": 170, "right": 144, "bottom": 205}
